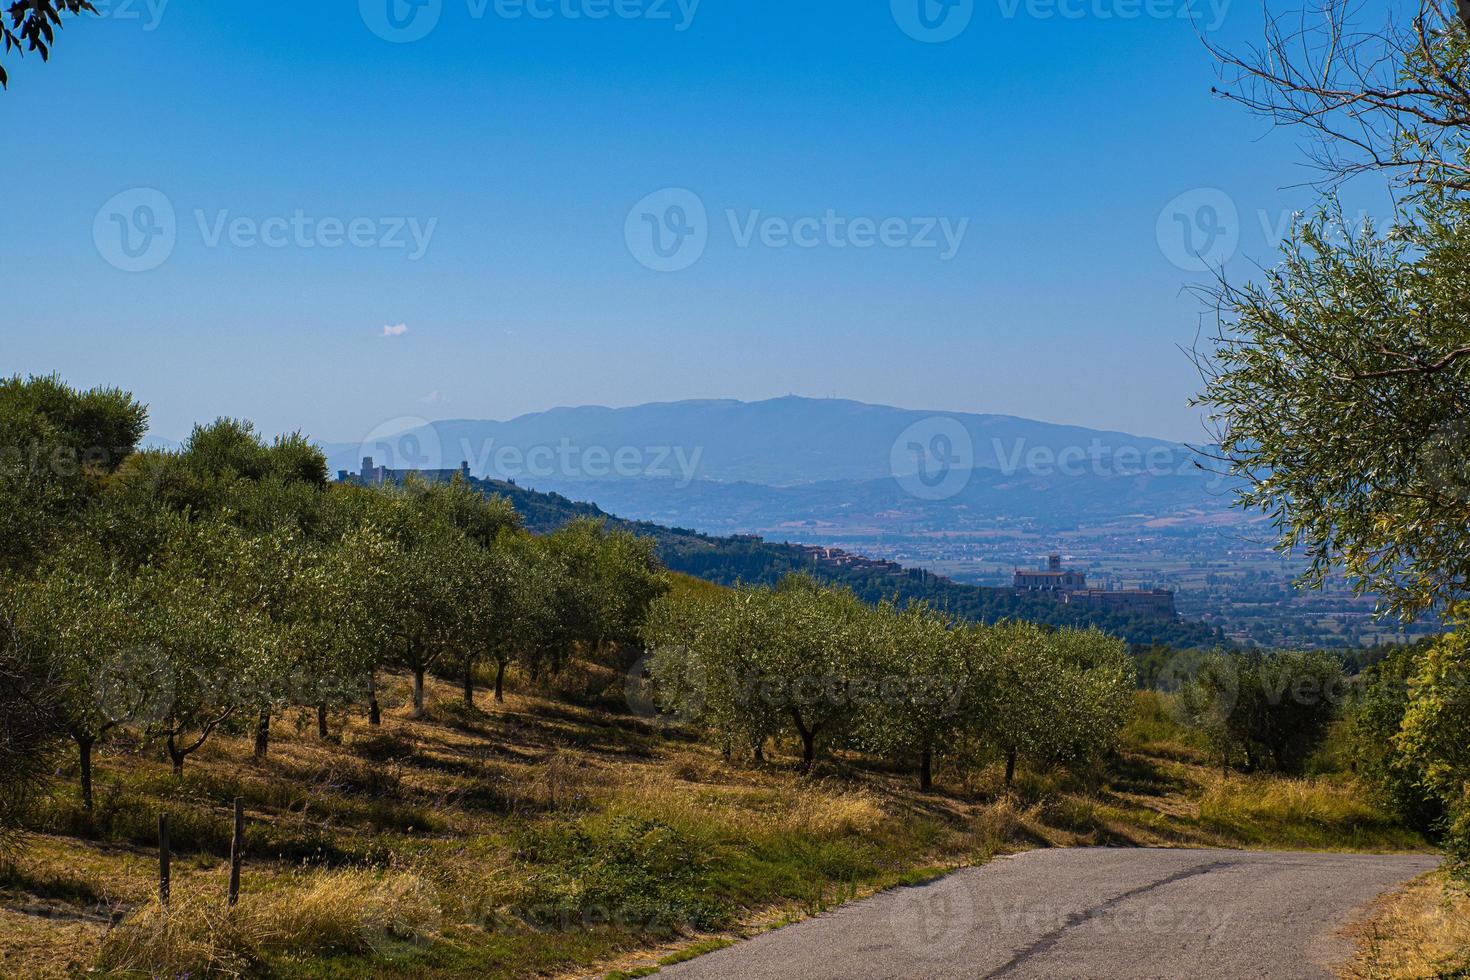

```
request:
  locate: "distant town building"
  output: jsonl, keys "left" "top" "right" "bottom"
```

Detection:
{"left": 1013, "top": 554, "right": 1088, "bottom": 592}
{"left": 1058, "top": 588, "right": 1177, "bottom": 617}
{"left": 1014, "top": 554, "right": 1176, "bottom": 619}
{"left": 337, "top": 457, "right": 472, "bottom": 486}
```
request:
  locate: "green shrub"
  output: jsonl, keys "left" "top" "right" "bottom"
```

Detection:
{"left": 1347, "top": 643, "right": 1447, "bottom": 833}
{"left": 513, "top": 814, "right": 727, "bottom": 934}
{"left": 0, "top": 623, "right": 64, "bottom": 860}
{"left": 1181, "top": 649, "right": 1345, "bottom": 774}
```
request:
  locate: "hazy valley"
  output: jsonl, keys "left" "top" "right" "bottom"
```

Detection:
{"left": 327, "top": 397, "right": 1433, "bottom": 649}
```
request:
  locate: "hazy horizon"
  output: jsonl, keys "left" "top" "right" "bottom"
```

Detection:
{"left": 133, "top": 391, "right": 1205, "bottom": 449}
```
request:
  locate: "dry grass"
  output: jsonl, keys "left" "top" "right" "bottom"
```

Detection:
{"left": 1198, "top": 775, "right": 1424, "bottom": 852}
{"left": 0, "top": 671, "right": 1437, "bottom": 979}
{"left": 1344, "top": 871, "right": 1470, "bottom": 979}
{"left": 97, "top": 868, "right": 440, "bottom": 978}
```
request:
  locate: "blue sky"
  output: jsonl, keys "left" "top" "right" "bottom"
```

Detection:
{"left": 1, "top": 0, "right": 1392, "bottom": 444}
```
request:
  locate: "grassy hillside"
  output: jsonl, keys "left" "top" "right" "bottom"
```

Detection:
{"left": 476, "top": 477, "right": 1224, "bottom": 649}
{"left": 2, "top": 676, "right": 1425, "bottom": 979}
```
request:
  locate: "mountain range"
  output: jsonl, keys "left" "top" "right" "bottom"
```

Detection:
{"left": 323, "top": 396, "right": 1236, "bottom": 536}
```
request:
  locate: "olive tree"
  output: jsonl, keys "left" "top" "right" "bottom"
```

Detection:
{"left": 367, "top": 482, "right": 489, "bottom": 718}
{"left": 976, "top": 621, "right": 1066, "bottom": 787}
{"left": 456, "top": 541, "right": 517, "bottom": 707}
{"left": 1196, "top": 203, "right": 1470, "bottom": 622}
{"left": 1347, "top": 640, "right": 1447, "bottom": 833}
{"left": 0, "top": 606, "right": 64, "bottom": 856}
{"left": 753, "top": 577, "right": 875, "bottom": 771}
{"left": 132, "top": 520, "right": 278, "bottom": 776}
{"left": 1210, "top": 0, "right": 1470, "bottom": 195}
{"left": 1396, "top": 625, "right": 1470, "bottom": 868}
{"left": 857, "top": 603, "right": 978, "bottom": 791}
{"left": 8, "top": 550, "right": 160, "bottom": 808}
{"left": 1043, "top": 627, "right": 1135, "bottom": 775}
{"left": 646, "top": 587, "right": 785, "bottom": 760}
{"left": 0, "top": 374, "right": 146, "bottom": 574}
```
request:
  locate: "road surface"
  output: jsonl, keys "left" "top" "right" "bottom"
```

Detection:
{"left": 658, "top": 848, "right": 1439, "bottom": 980}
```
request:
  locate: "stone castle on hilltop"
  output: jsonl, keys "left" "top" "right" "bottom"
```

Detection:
{"left": 338, "top": 456, "right": 471, "bottom": 486}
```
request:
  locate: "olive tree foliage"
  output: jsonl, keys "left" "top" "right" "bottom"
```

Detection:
{"left": 646, "top": 585, "right": 788, "bottom": 761}
{"left": 0, "top": 610, "right": 65, "bottom": 858}
{"left": 7, "top": 543, "right": 160, "bottom": 809}
{"left": 358, "top": 477, "right": 519, "bottom": 718}
{"left": 1195, "top": 202, "right": 1470, "bottom": 621}
{"left": 394, "top": 478, "right": 524, "bottom": 711}
{"left": 645, "top": 577, "right": 1135, "bottom": 788}
{"left": 1197, "top": 0, "right": 1470, "bottom": 621}
{"left": 974, "top": 621, "right": 1101, "bottom": 786}
{"left": 1395, "top": 623, "right": 1470, "bottom": 869}
{"left": 494, "top": 533, "right": 574, "bottom": 696}
{"left": 1039, "top": 626, "right": 1136, "bottom": 774}
{"left": 1348, "top": 638, "right": 1448, "bottom": 832}
{"left": 856, "top": 603, "right": 977, "bottom": 791}
{"left": 1209, "top": 0, "right": 1470, "bottom": 194}
{"left": 129, "top": 518, "right": 281, "bottom": 775}
{"left": 0, "top": 374, "right": 147, "bottom": 574}
{"left": 584, "top": 524, "right": 669, "bottom": 655}
{"left": 756, "top": 576, "right": 875, "bottom": 770}
{"left": 376, "top": 502, "right": 481, "bottom": 719}
{"left": 456, "top": 541, "right": 517, "bottom": 707}
{"left": 301, "top": 520, "right": 397, "bottom": 732}
{"left": 1181, "top": 649, "right": 1346, "bottom": 774}
{"left": 1, "top": 1, "right": 97, "bottom": 88}
{"left": 104, "top": 418, "right": 344, "bottom": 757}
{"left": 535, "top": 519, "right": 668, "bottom": 669}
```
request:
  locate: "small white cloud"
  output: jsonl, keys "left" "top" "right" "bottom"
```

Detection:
{"left": 420, "top": 391, "right": 442, "bottom": 404}
{"left": 382, "top": 323, "right": 409, "bottom": 337}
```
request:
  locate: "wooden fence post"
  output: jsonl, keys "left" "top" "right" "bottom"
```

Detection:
{"left": 158, "top": 812, "right": 171, "bottom": 909}
{"left": 228, "top": 797, "right": 245, "bottom": 907}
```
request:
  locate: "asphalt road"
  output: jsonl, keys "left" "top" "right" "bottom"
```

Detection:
{"left": 658, "top": 848, "right": 1439, "bottom": 980}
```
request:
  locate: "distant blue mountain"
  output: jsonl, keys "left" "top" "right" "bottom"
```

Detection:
{"left": 324, "top": 396, "right": 1196, "bottom": 489}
